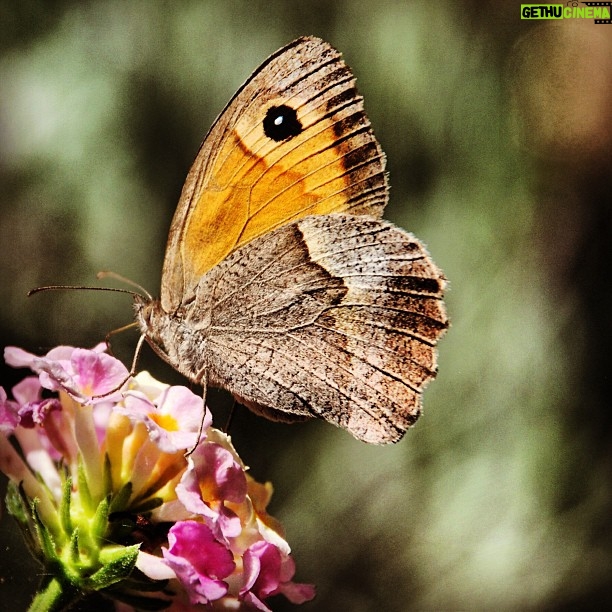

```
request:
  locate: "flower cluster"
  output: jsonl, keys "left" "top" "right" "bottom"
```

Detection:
{"left": 0, "top": 344, "right": 314, "bottom": 611}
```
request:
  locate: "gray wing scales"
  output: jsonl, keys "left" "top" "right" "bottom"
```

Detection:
{"left": 198, "top": 213, "right": 448, "bottom": 444}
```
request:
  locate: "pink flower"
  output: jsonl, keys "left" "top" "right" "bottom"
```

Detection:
{"left": 1, "top": 377, "right": 69, "bottom": 462}
{"left": 2, "top": 343, "right": 314, "bottom": 611}
{"left": 3, "top": 377, "right": 67, "bottom": 458}
{"left": 162, "top": 520, "right": 235, "bottom": 605}
{"left": 119, "top": 385, "right": 208, "bottom": 453}
{"left": 176, "top": 439, "right": 247, "bottom": 541}
{"left": 4, "top": 344, "right": 128, "bottom": 403}
{"left": 0, "top": 387, "right": 20, "bottom": 435}
{"left": 18, "top": 400, "right": 61, "bottom": 429}
{"left": 11, "top": 375, "right": 43, "bottom": 405}
{"left": 241, "top": 541, "right": 316, "bottom": 611}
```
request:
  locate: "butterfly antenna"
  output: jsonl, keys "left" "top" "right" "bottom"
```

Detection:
{"left": 29, "top": 273, "right": 152, "bottom": 399}
{"left": 97, "top": 271, "right": 152, "bottom": 300}
{"left": 87, "top": 331, "right": 148, "bottom": 400}
{"left": 28, "top": 285, "right": 143, "bottom": 298}
{"left": 128, "top": 332, "right": 148, "bottom": 378}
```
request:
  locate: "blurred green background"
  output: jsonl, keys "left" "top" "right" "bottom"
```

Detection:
{"left": 1, "top": 1, "right": 611, "bottom": 610}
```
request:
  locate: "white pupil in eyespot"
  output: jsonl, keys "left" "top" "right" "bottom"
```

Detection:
{"left": 274, "top": 116, "right": 283, "bottom": 126}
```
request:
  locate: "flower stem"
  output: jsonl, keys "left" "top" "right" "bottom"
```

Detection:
{"left": 28, "top": 577, "right": 81, "bottom": 612}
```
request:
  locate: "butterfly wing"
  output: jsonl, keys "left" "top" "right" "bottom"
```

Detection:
{"left": 190, "top": 214, "right": 448, "bottom": 444}
{"left": 161, "top": 36, "right": 388, "bottom": 313}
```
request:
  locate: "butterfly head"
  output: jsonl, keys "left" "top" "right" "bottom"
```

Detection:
{"left": 134, "top": 295, "right": 208, "bottom": 385}
{"left": 134, "top": 295, "right": 173, "bottom": 366}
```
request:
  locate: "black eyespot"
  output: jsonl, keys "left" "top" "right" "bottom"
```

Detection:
{"left": 263, "top": 105, "right": 302, "bottom": 142}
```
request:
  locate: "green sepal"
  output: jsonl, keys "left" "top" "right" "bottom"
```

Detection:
{"left": 103, "top": 453, "right": 113, "bottom": 497}
{"left": 60, "top": 477, "right": 73, "bottom": 536}
{"left": 82, "top": 544, "right": 140, "bottom": 590}
{"left": 91, "top": 496, "right": 110, "bottom": 542}
{"left": 77, "top": 457, "right": 94, "bottom": 515}
{"left": 31, "top": 499, "right": 59, "bottom": 564}
{"left": 5, "top": 481, "right": 39, "bottom": 555}
{"left": 130, "top": 496, "right": 164, "bottom": 514}
{"left": 108, "top": 481, "right": 133, "bottom": 514}
{"left": 100, "top": 567, "right": 171, "bottom": 610}
{"left": 6, "top": 480, "right": 30, "bottom": 525}
{"left": 69, "top": 526, "right": 80, "bottom": 565}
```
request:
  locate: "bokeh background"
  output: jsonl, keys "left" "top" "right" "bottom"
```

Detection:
{"left": 1, "top": 1, "right": 611, "bottom": 610}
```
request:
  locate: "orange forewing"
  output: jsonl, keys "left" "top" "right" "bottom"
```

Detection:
{"left": 161, "top": 37, "right": 387, "bottom": 313}
{"left": 183, "top": 109, "right": 371, "bottom": 274}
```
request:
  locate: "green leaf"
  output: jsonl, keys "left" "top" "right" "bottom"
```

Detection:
{"left": 82, "top": 544, "right": 140, "bottom": 590}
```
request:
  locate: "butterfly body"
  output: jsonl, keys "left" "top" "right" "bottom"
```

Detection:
{"left": 136, "top": 37, "right": 448, "bottom": 444}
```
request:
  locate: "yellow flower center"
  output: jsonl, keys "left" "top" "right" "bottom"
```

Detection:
{"left": 149, "top": 413, "right": 178, "bottom": 431}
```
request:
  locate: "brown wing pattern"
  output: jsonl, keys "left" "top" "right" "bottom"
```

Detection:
{"left": 196, "top": 214, "right": 448, "bottom": 444}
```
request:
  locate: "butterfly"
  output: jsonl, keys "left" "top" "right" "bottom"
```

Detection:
{"left": 134, "top": 36, "right": 448, "bottom": 444}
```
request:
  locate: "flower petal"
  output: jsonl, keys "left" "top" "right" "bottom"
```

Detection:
{"left": 162, "top": 521, "right": 234, "bottom": 605}
{"left": 0, "top": 387, "right": 20, "bottom": 434}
